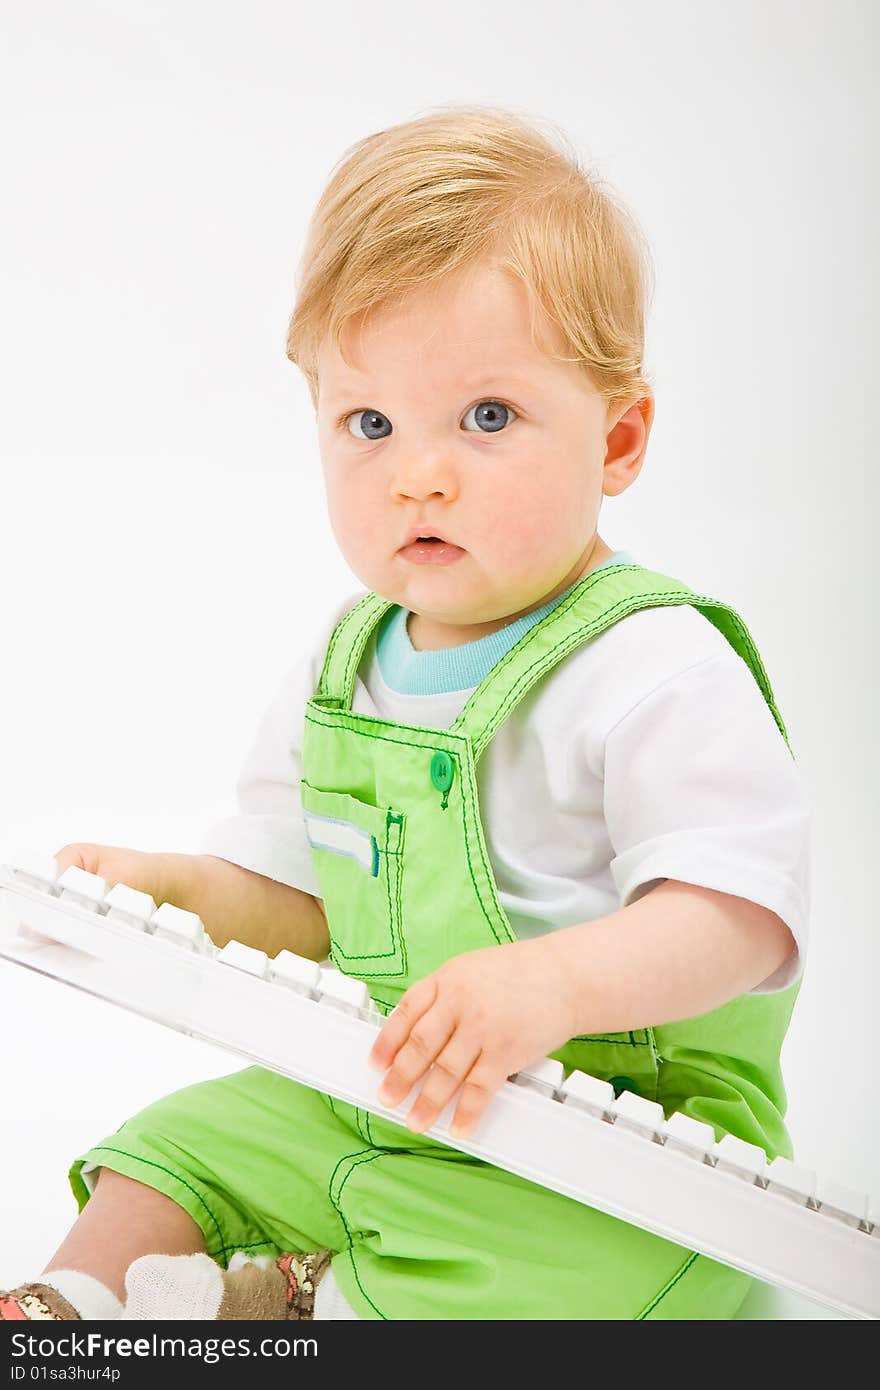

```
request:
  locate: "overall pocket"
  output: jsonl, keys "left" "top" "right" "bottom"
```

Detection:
{"left": 300, "top": 781, "right": 407, "bottom": 979}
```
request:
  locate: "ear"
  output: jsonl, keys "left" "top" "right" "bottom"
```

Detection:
{"left": 602, "top": 395, "right": 655, "bottom": 498}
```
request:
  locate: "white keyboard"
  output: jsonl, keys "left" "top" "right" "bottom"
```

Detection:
{"left": 1, "top": 852, "right": 877, "bottom": 1321}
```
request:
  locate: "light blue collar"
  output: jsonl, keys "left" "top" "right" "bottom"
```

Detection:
{"left": 375, "top": 551, "right": 636, "bottom": 695}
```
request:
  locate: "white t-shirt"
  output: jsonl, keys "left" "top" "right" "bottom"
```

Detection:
{"left": 200, "top": 584, "right": 811, "bottom": 995}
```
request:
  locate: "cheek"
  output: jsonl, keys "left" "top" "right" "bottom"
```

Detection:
{"left": 325, "top": 468, "right": 381, "bottom": 549}
{"left": 483, "top": 468, "right": 583, "bottom": 563}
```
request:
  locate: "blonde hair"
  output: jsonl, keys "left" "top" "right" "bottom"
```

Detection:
{"left": 286, "top": 104, "right": 655, "bottom": 414}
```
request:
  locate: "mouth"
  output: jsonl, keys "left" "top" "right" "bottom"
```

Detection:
{"left": 397, "top": 532, "right": 466, "bottom": 566}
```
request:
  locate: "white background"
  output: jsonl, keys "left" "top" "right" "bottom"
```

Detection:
{"left": 0, "top": 1, "right": 875, "bottom": 1317}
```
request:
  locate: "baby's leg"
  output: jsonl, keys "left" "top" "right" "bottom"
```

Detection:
{"left": 1, "top": 1168, "right": 206, "bottom": 1320}
{"left": 44, "top": 1167, "right": 206, "bottom": 1301}
{"left": 47, "top": 1169, "right": 331, "bottom": 1320}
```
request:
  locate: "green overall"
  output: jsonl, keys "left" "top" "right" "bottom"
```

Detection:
{"left": 70, "top": 561, "right": 801, "bottom": 1320}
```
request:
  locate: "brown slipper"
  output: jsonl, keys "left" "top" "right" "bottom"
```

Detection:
{"left": 218, "top": 1250, "right": 333, "bottom": 1320}
{"left": 0, "top": 1284, "right": 81, "bottom": 1321}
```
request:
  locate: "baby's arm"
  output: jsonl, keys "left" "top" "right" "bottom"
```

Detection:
{"left": 546, "top": 878, "right": 795, "bottom": 1035}
{"left": 54, "top": 843, "right": 330, "bottom": 962}
{"left": 368, "top": 879, "right": 794, "bottom": 1139}
{"left": 181, "top": 853, "right": 330, "bottom": 961}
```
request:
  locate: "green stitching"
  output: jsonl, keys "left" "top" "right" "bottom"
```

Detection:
{"left": 326, "top": 1148, "right": 390, "bottom": 1319}
{"left": 455, "top": 565, "right": 644, "bottom": 729}
{"left": 568, "top": 1033, "right": 650, "bottom": 1046}
{"left": 463, "top": 568, "right": 657, "bottom": 746}
{"left": 321, "top": 566, "right": 636, "bottom": 708}
{"left": 472, "top": 574, "right": 778, "bottom": 754}
{"left": 317, "top": 593, "right": 378, "bottom": 699}
{"left": 317, "top": 604, "right": 349, "bottom": 697}
{"left": 311, "top": 797, "right": 407, "bottom": 976}
{"left": 635, "top": 1251, "right": 700, "bottom": 1319}
{"left": 327, "top": 1146, "right": 369, "bottom": 1212}
{"left": 337, "top": 608, "right": 370, "bottom": 701}
{"left": 340, "top": 1245, "right": 386, "bottom": 1321}
{"left": 315, "top": 567, "right": 789, "bottom": 764}
{"left": 305, "top": 704, "right": 469, "bottom": 746}
{"left": 467, "top": 586, "right": 785, "bottom": 760}
{"left": 343, "top": 602, "right": 392, "bottom": 705}
{"left": 310, "top": 577, "right": 790, "bottom": 774}
{"left": 323, "top": 594, "right": 392, "bottom": 707}
{"left": 392, "top": 815, "right": 408, "bottom": 974}
{"left": 303, "top": 721, "right": 511, "bottom": 951}
{"left": 320, "top": 593, "right": 385, "bottom": 700}
{"left": 457, "top": 746, "right": 515, "bottom": 947}
{"left": 379, "top": 819, "right": 398, "bottom": 965}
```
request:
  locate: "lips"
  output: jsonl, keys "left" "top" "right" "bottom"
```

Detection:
{"left": 399, "top": 526, "right": 454, "bottom": 549}
{"left": 397, "top": 532, "right": 466, "bottom": 566}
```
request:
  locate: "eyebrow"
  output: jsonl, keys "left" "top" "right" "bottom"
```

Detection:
{"left": 323, "top": 372, "right": 536, "bottom": 404}
{"left": 467, "top": 374, "right": 536, "bottom": 392}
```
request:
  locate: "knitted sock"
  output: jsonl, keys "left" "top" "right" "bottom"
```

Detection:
{"left": 122, "top": 1252, "right": 223, "bottom": 1320}
{"left": 1, "top": 1271, "right": 122, "bottom": 1321}
{"left": 122, "top": 1249, "right": 333, "bottom": 1320}
{"left": 313, "top": 1265, "right": 359, "bottom": 1320}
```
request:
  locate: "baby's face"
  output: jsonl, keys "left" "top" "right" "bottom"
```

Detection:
{"left": 316, "top": 258, "right": 640, "bottom": 639}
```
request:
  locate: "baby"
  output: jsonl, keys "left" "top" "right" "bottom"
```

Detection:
{"left": 2, "top": 106, "right": 810, "bottom": 1322}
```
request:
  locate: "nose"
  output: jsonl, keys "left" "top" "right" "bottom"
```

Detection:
{"left": 389, "top": 445, "right": 460, "bottom": 504}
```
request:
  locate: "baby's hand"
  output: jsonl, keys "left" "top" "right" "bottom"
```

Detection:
{"left": 54, "top": 842, "right": 171, "bottom": 905}
{"left": 366, "top": 938, "right": 576, "bottom": 1141}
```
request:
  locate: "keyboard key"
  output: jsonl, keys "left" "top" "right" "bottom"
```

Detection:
{"left": 269, "top": 950, "right": 322, "bottom": 996}
{"left": 714, "top": 1134, "right": 768, "bottom": 1184}
{"left": 662, "top": 1111, "right": 717, "bottom": 1160}
{"left": 766, "top": 1156, "right": 817, "bottom": 1207}
{"left": 317, "top": 967, "right": 370, "bottom": 1017}
{"left": 612, "top": 1090, "right": 665, "bottom": 1141}
{"left": 815, "top": 1176, "right": 870, "bottom": 1229}
{"left": 105, "top": 883, "right": 156, "bottom": 931}
{"left": 559, "top": 1070, "right": 614, "bottom": 1121}
{"left": 513, "top": 1058, "right": 564, "bottom": 1097}
{"left": 5, "top": 850, "right": 60, "bottom": 893}
{"left": 149, "top": 902, "right": 207, "bottom": 952}
{"left": 217, "top": 940, "right": 269, "bottom": 979}
{"left": 57, "top": 865, "right": 107, "bottom": 912}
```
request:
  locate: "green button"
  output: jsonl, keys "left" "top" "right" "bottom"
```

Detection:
{"left": 609, "top": 1075, "right": 638, "bottom": 1098}
{"left": 430, "top": 751, "right": 454, "bottom": 793}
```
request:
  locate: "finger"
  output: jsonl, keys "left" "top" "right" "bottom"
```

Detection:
{"left": 53, "top": 844, "right": 91, "bottom": 873}
{"left": 375, "top": 1007, "right": 458, "bottom": 1109}
{"left": 405, "top": 1035, "right": 482, "bottom": 1133}
{"left": 367, "top": 977, "right": 437, "bottom": 1072}
{"left": 448, "top": 1058, "right": 501, "bottom": 1140}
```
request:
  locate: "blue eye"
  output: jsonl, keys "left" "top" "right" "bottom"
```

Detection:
{"left": 346, "top": 409, "right": 393, "bottom": 440}
{"left": 462, "top": 400, "right": 516, "bottom": 433}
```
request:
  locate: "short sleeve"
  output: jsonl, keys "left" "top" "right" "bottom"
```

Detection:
{"left": 602, "top": 651, "right": 811, "bottom": 994}
{"left": 197, "top": 590, "right": 365, "bottom": 896}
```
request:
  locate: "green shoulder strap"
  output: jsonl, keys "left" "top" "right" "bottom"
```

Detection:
{"left": 313, "top": 591, "right": 392, "bottom": 707}
{"left": 313, "top": 564, "right": 791, "bottom": 763}
{"left": 453, "top": 564, "right": 791, "bottom": 763}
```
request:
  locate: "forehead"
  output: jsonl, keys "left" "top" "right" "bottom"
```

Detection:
{"left": 318, "top": 260, "right": 571, "bottom": 389}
